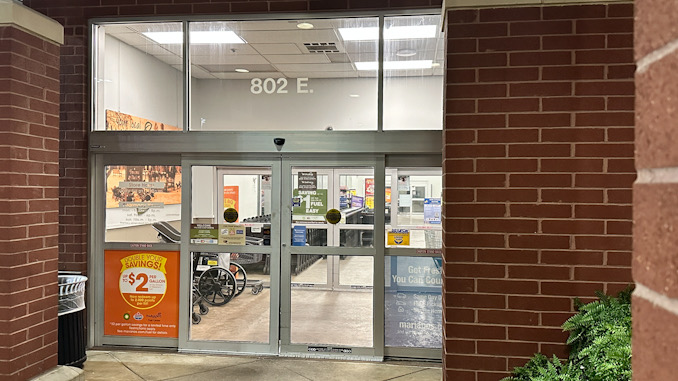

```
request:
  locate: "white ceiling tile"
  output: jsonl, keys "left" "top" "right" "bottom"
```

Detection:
{"left": 155, "top": 55, "right": 183, "bottom": 65}
{"left": 251, "top": 43, "right": 303, "bottom": 55}
{"left": 201, "top": 63, "right": 277, "bottom": 72}
{"left": 211, "top": 71, "right": 284, "bottom": 80}
{"left": 241, "top": 29, "right": 339, "bottom": 44}
{"left": 192, "top": 54, "right": 268, "bottom": 65}
{"left": 280, "top": 71, "right": 359, "bottom": 79}
{"left": 274, "top": 63, "right": 354, "bottom": 72}
{"left": 265, "top": 54, "right": 330, "bottom": 64}
{"left": 190, "top": 44, "right": 259, "bottom": 55}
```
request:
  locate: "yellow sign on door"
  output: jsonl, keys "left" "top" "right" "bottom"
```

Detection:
{"left": 387, "top": 229, "right": 410, "bottom": 246}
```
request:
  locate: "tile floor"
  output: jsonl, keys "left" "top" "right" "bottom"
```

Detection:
{"left": 84, "top": 350, "right": 442, "bottom": 381}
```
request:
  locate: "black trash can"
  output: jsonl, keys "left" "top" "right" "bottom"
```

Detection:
{"left": 57, "top": 274, "right": 88, "bottom": 368}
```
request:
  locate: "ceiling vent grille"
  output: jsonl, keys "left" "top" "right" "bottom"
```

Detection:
{"left": 303, "top": 42, "right": 339, "bottom": 53}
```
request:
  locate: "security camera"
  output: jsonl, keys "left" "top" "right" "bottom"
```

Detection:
{"left": 274, "top": 138, "right": 285, "bottom": 146}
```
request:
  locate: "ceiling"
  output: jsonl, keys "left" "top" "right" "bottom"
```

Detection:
{"left": 102, "top": 15, "right": 445, "bottom": 80}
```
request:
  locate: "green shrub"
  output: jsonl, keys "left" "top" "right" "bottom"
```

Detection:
{"left": 501, "top": 287, "right": 632, "bottom": 381}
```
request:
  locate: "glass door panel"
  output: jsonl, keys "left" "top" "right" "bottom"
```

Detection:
{"left": 186, "top": 164, "right": 277, "bottom": 350}
{"left": 286, "top": 166, "right": 376, "bottom": 352}
{"left": 386, "top": 168, "right": 442, "bottom": 249}
{"left": 290, "top": 254, "right": 373, "bottom": 348}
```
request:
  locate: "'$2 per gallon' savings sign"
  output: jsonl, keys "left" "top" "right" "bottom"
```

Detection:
{"left": 104, "top": 250, "right": 179, "bottom": 338}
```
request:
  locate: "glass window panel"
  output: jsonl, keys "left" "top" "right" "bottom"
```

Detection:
{"left": 339, "top": 256, "right": 373, "bottom": 287}
{"left": 105, "top": 165, "right": 182, "bottom": 243}
{"left": 94, "top": 22, "right": 184, "bottom": 131}
{"left": 291, "top": 255, "right": 373, "bottom": 347}
{"left": 384, "top": 256, "right": 442, "bottom": 348}
{"left": 386, "top": 168, "right": 442, "bottom": 248}
{"left": 190, "top": 251, "right": 270, "bottom": 343}
{"left": 189, "top": 18, "right": 378, "bottom": 131}
{"left": 383, "top": 15, "right": 444, "bottom": 130}
{"left": 340, "top": 228, "right": 373, "bottom": 247}
{"left": 291, "top": 254, "right": 327, "bottom": 284}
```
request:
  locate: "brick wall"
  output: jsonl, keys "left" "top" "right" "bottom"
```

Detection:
{"left": 633, "top": 0, "right": 678, "bottom": 379}
{"left": 442, "top": 3, "right": 634, "bottom": 380}
{"left": 0, "top": 25, "right": 61, "bottom": 380}
{"left": 22, "top": 0, "right": 441, "bottom": 274}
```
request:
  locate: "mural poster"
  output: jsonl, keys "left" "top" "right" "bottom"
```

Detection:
{"left": 106, "top": 110, "right": 180, "bottom": 131}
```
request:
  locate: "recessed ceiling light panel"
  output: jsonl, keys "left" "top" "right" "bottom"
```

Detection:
{"left": 355, "top": 60, "right": 433, "bottom": 70}
{"left": 396, "top": 49, "right": 417, "bottom": 57}
{"left": 143, "top": 31, "right": 246, "bottom": 44}
{"left": 297, "top": 22, "right": 314, "bottom": 30}
{"left": 339, "top": 25, "right": 437, "bottom": 41}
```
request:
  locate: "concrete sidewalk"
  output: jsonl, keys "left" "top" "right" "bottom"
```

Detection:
{"left": 82, "top": 350, "right": 442, "bottom": 380}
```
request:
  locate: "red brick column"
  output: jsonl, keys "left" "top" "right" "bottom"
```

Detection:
{"left": 633, "top": 0, "right": 678, "bottom": 379}
{"left": 442, "top": 3, "right": 634, "bottom": 379}
{"left": 0, "top": 14, "right": 62, "bottom": 380}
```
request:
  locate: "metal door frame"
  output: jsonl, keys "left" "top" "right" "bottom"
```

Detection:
{"left": 178, "top": 157, "right": 282, "bottom": 355}
{"left": 90, "top": 153, "right": 183, "bottom": 348}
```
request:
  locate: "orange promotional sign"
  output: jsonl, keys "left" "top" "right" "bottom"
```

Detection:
{"left": 104, "top": 250, "right": 179, "bottom": 338}
{"left": 365, "top": 178, "right": 375, "bottom": 196}
{"left": 223, "top": 185, "right": 239, "bottom": 218}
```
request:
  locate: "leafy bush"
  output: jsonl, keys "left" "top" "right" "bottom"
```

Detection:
{"left": 502, "top": 287, "right": 632, "bottom": 381}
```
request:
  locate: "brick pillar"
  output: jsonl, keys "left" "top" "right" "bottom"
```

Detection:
{"left": 633, "top": 1, "right": 678, "bottom": 380}
{"left": 442, "top": 3, "right": 634, "bottom": 379}
{"left": 0, "top": 1, "right": 63, "bottom": 379}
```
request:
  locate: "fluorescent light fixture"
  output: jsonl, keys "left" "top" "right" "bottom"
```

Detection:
{"left": 396, "top": 48, "right": 417, "bottom": 57}
{"left": 338, "top": 25, "right": 437, "bottom": 41}
{"left": 355, "top": 60, "right": 433, "bottom": 70}
{"left": 235, "top": 68, "right": 249, "bottom": 73}
{"left": 297, "top": 22, "right": 314, "bottom": 30}
{"left": 143, "top": 31, "right": 246, "bottom": 44}
{"left": 349, "top": 94, "right": 360, "bottom": 98}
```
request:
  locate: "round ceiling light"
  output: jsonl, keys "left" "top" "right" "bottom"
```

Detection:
{"left": 297, "top": 22, "right": 314, "bottom": 30}
{"left": 235, "top": 68, "right": 249, "bottom": 73}
{"left": 396, "top": 49, "right": 417, "bottom": 57}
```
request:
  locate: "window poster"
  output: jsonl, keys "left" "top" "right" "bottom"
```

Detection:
{"left": 292, "top": 189, "right": 328, "bottom": 222}
{"left": 384, "top": 256, "right": 442, "bottom": 348}
{"left": 423, "top": 198, "right": 442, "bottom": 224}
{"left": 104, "top": 250, "right": 179, "bottom": 338}
{"left": 105, "top": 165, "right": 182, "bottom": 229}
{"left": 365, "top": 178, "right": 375, "bottom": 196}
{"left": 223, "top": 186, "right": 239, "bottom": 211}
{"left": 105, "top": 110, "right": 181, "bottom": 131}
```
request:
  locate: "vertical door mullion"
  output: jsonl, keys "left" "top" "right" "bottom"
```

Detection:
{"left": 279, "top": 159, "right": 293, "bottom": 347}
{"left": 270, "top": 159, "right": 283, "bottom": 352}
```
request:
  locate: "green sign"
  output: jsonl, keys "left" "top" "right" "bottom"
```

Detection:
{"left": 293, "top": 189, "right": 327, "bottom": 221}
{"left": 190, "top": 224, "right": 219, "bottom": 244}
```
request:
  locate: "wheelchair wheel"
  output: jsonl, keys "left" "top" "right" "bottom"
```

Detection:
{"left": 192, "top": 312, "right": 201, "bottom": 324}
{"left": 198, "top": 302, "right": 209, "bottom": 315}
{"left": 230, "top": 262, "right": 247, "bottom": 296}
{"left": 197, "top": 266, "right": 236, "bottom": 306}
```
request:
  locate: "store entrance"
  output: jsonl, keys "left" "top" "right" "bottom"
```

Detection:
{"left": 182, "top": 157, "right": 380, "bottom": 359}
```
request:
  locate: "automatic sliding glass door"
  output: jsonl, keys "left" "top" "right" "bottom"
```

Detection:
{"left": 180, "top": 160, "right": 281, "bottom": 355}
{"left": 280, "top": 159, "right": 383, "bottom": 359}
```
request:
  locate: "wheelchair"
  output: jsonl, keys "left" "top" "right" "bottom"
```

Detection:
{"left": 192, "top": 252, "right": 249, "bottom": 306}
